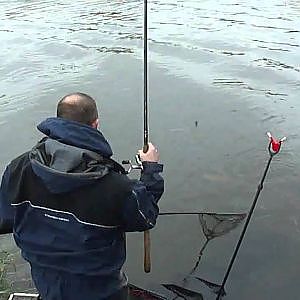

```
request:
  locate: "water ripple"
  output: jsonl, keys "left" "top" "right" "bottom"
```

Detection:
{"left": 252, "top": 39, "right": 299, "bottom": 48}
{"left": 213, "top": 78, "right": 289, "bottom": 99}
{"left": 253, "top": 58, "right": 300, "bottom": 73}
{"left": 0, "top": 0, "right": 298, "bottom": 115}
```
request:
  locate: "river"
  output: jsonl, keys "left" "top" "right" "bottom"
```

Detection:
{"left": 0, "top": 0, "right": 299, "bottom": 299}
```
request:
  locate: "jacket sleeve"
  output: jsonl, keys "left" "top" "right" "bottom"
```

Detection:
{"left": 121, "top": 162, "right": 164, "bottom": 232}
{"left": 0, "top": 167, "right": 14, "bottom": 234}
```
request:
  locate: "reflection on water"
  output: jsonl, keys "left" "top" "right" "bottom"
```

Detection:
{"left": 0, "top": 0, "right": 299, "bottom": 299}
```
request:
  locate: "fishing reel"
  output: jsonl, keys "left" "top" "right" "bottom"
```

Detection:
{"left": 122, "top": 154, "right": 143, "bottom": 174}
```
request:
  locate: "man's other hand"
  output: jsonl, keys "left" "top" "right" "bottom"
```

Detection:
{"left": 138, "top": 143, "right": 159, "bottom": 163}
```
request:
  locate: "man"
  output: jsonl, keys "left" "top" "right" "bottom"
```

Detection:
{"left": 0, "top": 93, "right": 164, "bottom": 300}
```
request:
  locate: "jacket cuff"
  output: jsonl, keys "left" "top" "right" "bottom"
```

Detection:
{"left": 142, "top": 162, "right": 163, "bottom": 174}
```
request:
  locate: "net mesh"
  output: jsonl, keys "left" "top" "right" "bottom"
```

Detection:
{"left": 189, "top": 213, "right": 246, "bottom": 275}
{"left": 199, "top": 213, "right": 247, "bottom": 241}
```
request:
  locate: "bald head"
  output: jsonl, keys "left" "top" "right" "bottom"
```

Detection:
{"left": 57, "top": 93, "right": 99, "bottom": 126}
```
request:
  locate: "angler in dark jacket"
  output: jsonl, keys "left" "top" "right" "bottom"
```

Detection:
{"left": 0, "top": 92, "right": 164, "bottom": 300}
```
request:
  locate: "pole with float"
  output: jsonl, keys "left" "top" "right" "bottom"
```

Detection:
{"left": 216, "top": 132, "right": 286, "bottom": 299}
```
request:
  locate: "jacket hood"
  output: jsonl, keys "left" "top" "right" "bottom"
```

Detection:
{"left": 37, "top": 117, "right": 113, "bottom": 158}
{"left": 31, "top": 118, "right": 116, "bottom": 194}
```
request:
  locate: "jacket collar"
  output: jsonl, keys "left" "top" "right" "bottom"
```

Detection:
{"left": 37, "top": 117, "right": 113, "bottom": 158}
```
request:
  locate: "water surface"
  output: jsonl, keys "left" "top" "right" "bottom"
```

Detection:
{"left": 0, "top": 0, "right": 299, "bottom": 299}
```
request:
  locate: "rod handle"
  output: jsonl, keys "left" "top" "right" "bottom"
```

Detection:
{"left": 144, "top": 230, "right": 151, "bottom": 273}
{"left": 142, "top": 142, "right": 151, "bottom": 273}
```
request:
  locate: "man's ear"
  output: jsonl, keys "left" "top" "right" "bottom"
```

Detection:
{"left": 91, "top": 118, "right": 99, "bottom": 129}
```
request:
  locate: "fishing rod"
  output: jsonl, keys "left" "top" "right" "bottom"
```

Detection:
{"left": 216, "top": 132, "right": 286, "bottom": 300}
{"left": 142, "top": 0, "right": 151, "bottom": 274}
{"left": 122, "top": 0, "right": 150, "bottom": 273}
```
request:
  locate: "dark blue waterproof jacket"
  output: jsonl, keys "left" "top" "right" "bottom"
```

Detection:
{"left": 0, "top": 118, "right": 164, "bottom": 300}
